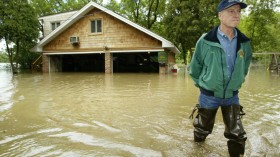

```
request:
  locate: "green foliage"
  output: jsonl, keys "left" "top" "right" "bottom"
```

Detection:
{"left": 17, "top": 40, "right": 40, "bottom": 69}
{"left": 0, "top": 0, "right": 39, "bottom": 72}
{"left": 0, "top": 52, "right": 9, "bottom": 62}
{"left": 105, "top": 0, "right": 121, "bottom": 13}
{"left": 29, "top": 0, "right": 105, "bottom": 17}
{"left": 269, "top": 12, "right": 280, "bottom": 51}
{"left": 163, "top": 0, "right": 220, "bottom": 64}
{"left": 118, "top": 0, "right": 166, "bottom": 29}
{"left": 239, "top": 0, "right": 280, "bottom": 52}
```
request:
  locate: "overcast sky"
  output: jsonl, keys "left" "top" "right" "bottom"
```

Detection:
{"left": 0, "top": 40, "right": 5, "bottom": 52}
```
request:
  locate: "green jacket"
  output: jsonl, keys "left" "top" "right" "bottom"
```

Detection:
{"left": 189, "top": 26, "right": 252, "bottom": 99}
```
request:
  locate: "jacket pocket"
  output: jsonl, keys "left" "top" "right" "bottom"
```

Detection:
{"left": 227, "top": 52, "right": 246, "bottom": 90}
{"left": 199, "top": 51, "right": 223, "bottom": 91}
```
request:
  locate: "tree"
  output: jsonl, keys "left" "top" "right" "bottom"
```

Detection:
{"left": 30, "top": 0, "right": 105, "bottom": 17}
{"left": 17, "top": 40, "right": 40, "bottom": 70}
{"left": 0, "top": 52, "right": 8, "bottom": 63}
{"left": 163, "top": 0, "right": 219, "bottom": 64}
{"left": 104, "top": 0, "right": 121, "bottom": 13}
{"left": 0, "top": 0, "right": 39, "bottom": 73}
{"left": 269, "top": 12, "right": 280, "bottom": 51}
{"left": 239, "top": 0, "right": 279, "bottom": 52}
{"left": 119, "top": 0, "right": 166, "bottom": 29}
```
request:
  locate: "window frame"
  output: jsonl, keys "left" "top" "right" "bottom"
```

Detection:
{"left": 90, "top": 18, "right": 103, "bottom": 34}
{"left": 51, "top": 21, "right": 61, "bottom": 31}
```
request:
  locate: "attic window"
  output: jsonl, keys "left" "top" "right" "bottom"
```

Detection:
{"left": 90, "top": 19, "right": 102, "bottom": 33}
{"left": 51, "top": 22, "right": 60, "bottom": 31}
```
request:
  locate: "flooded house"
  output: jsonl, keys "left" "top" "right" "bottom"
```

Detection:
{"left": 31, "top": 1, "right": 180, "bottom": 73}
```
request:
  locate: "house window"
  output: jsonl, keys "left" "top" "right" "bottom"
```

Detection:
{"left": 90, "top": 19, "right": 102, "bottom": 33}
{"left": 51, "top": 22, "right": 60, "bottom": 31}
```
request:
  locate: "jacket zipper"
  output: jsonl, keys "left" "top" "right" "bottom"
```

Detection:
{"left": 220, "top": 49, "right": 226, "bottom": 99}
{"left": 222, "top": 48, "right": 239, "bottom": 99}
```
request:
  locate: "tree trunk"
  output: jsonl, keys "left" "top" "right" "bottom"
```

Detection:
{"left": 5, "top": 38, "right": 14, "bottom": 74}
{"left": 15, "top": 39, "right": 20, "bottom": 70}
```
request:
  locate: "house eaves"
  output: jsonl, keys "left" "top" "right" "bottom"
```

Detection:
{"left": 31, "top": 1, "right": 180, "bottom": 54}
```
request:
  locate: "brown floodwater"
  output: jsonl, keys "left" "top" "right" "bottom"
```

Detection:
{"left": 0, "top": 64, "right": 279, "bottom": 157}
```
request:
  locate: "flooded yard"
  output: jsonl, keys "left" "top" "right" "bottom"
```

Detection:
{"left": 0, "top": 64, "right": 279, "bottom": 156}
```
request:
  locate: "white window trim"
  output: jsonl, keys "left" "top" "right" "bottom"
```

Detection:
{"left": 90, "top": 18, "right": 103, "bottom": 34}
{"left": 51, "top": 21, "right": 61, "bottom": 31}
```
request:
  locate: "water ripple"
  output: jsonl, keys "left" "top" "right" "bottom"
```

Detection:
{"left": 0, "top": 102, "right": 13, "bottom": 112}
{"left": 49, "top": 132, "right": 162, "bottom": 157}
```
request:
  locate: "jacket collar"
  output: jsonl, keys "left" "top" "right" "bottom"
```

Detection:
{"left": 204, "top": 26, "right": 250, "bottom": 43}
{"left": 204, "top": 26, "right": 250, "bottom": 52}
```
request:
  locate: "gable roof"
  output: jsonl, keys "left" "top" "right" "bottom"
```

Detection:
{"left": 31, "top": 1, "right": 180, "bottom": 54}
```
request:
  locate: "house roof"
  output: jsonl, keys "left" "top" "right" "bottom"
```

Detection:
{"left": 31, "top": 1, "right": 180, "bottom": 54}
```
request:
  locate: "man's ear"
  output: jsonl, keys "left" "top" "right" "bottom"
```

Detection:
{"left": 218, "top": 12, "right": 222, "bottom": 20}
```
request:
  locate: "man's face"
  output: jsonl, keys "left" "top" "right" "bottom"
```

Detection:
{"left": 218, "top": 4, "right": 242, "bottom": 28}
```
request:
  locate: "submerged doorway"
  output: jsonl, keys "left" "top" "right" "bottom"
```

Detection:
{"left": 61, "top": 54, "right": 105, "bottom": 72}
{"left": 113, "top": 52, "right": 159, "bottom": 73}
{"left": 48, "top": 52, "right": 160, "bottom": 73}
{"left": 49, "top": 54, "right": 105, "bottom": 72}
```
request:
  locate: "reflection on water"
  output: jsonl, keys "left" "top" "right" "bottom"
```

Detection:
{"left": 0, "top": 65, "right": 279, "bottom": 156}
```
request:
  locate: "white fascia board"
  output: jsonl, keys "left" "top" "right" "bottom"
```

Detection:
{"left": 30, "top": 45, "right": 41, "bottom": 52}
{"left": 44, "top": 51, "right": 104, "bottom": 55}
{"left": 38, "top": 10, "right": 78, "bottom": 20}
{"left": 110, "top": 49, "right": 164, "bottom": 53}
{"left": 166, "top": 47, "right": 181, "bottom": 54}
{"left": 43, "top": 49, "right": 164, "bottom": 55}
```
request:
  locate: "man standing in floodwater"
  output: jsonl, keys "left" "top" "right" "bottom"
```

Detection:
{"left": 189, "top": 0, "right": 252, "bottom": 156}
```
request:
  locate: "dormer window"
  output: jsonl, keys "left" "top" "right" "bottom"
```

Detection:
{"left": 51, "top": 22, "right": 60, "bottom": 31}
{"left": 90, "top": 19, "right": 102, "bottom": 33}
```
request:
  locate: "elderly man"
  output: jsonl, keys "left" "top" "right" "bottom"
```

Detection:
{"left": 189, "top": 0, "right": 252, "bottom": 156}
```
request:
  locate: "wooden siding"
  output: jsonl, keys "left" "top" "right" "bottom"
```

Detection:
{"left": 39, "top": 11, "right": 77, "bottom": 37}
{"left": 43, "top": 8, "right": 162, "bottom": 52}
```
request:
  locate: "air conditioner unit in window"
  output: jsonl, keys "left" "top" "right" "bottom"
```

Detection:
{"left": 70, "top": 36, "right": 79, "bottom": 44}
